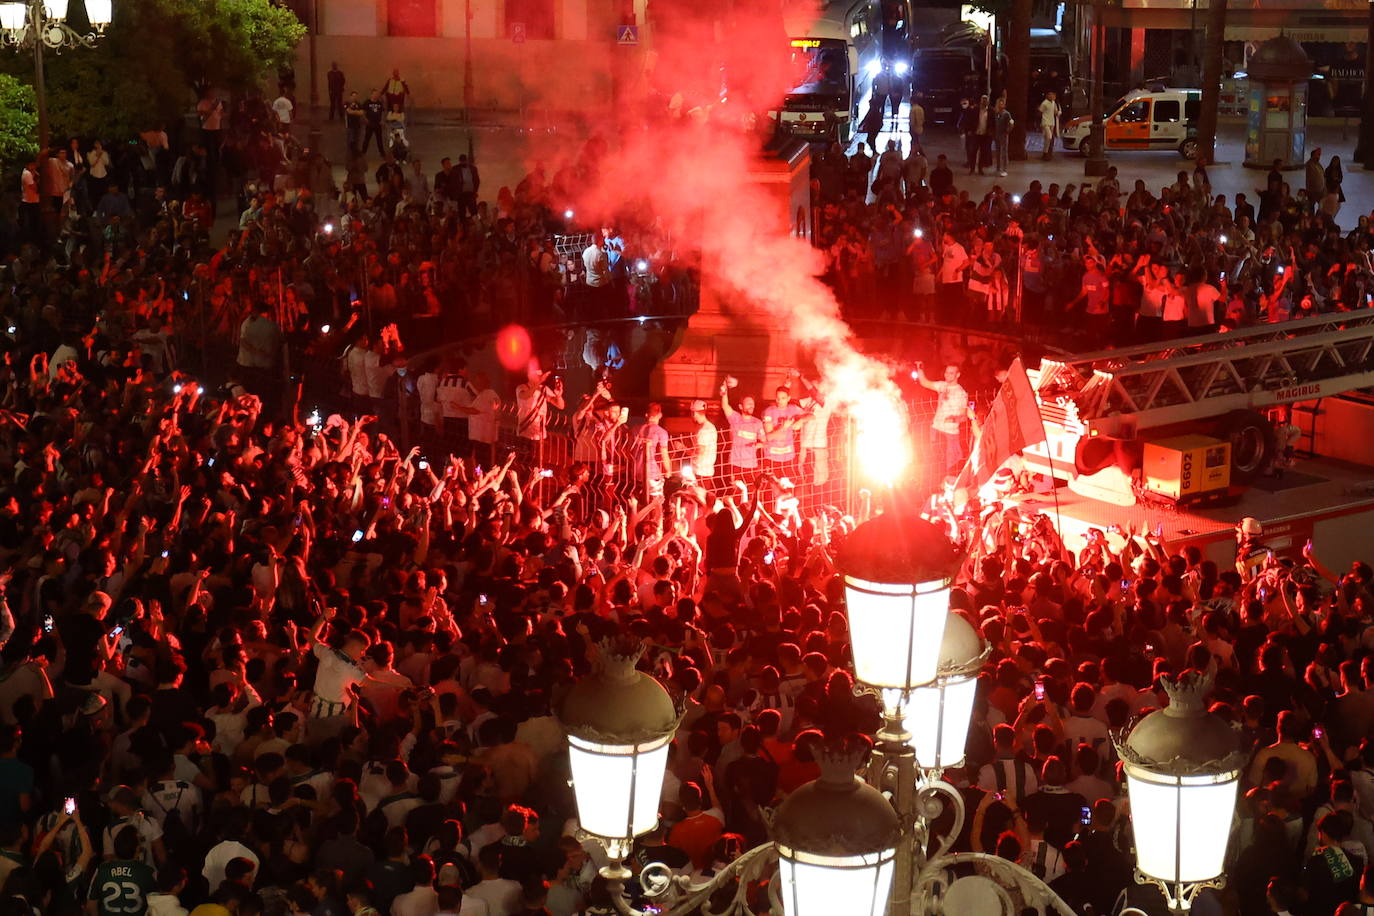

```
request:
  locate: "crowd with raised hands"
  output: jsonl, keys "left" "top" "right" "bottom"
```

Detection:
{"left": 0, "top": 270, "right": 1367, "bottom": 916}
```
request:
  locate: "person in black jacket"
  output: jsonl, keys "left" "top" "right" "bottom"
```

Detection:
{"left": 326, "top": 63, "right": 346, "bottom": 121}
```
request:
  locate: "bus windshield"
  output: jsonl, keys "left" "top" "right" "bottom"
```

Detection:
{"left": 913, "top": 55, "right": 975, "bottom": 83}
{"left": 787, "top": 38, "right": 850, "bottom": 95}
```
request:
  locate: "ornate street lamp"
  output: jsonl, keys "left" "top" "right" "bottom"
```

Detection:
{"left": 557, "top": 641, "right": 678, "bottom": 866}
{"left": 557, "top": 520, "right": 1079, "bottom": 916}
{"left": 837, "top": 512, "right": 961, "bottom": 696}
{"left": 773, "top": 735, "right": 900, "bottom": 916}
{"left": 904, "top": 611, "right": 988, "bottom": 773}
{"left": 1117, "top": 670, "right": 1246, "bottom": 914}
{"left": 0, "top": 0, "right": 112, "bottom": 149}
{"left": 838, "top": 512, "right": 962, "bottom": 914}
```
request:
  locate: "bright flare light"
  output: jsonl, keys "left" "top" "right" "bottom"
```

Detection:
{"left": 1012, "top": 194, "right": 1021, "bottom": 204}
{"left": 564, "top": 209, "right": 575, "bottom": 219}
{"left": 913, "top": 228, "right": 924, "bottom": 238}
{"left": 853, "top": 389, "right": 911, "bottom": 486}
{"left": 1219, "top": 234, "right": 1228, "bottom": 244}
{"left": 320, "top": 324, "right": 331, "bottom": 334}
{"left": 866, "top": 59, "right": 882, "bottom": 76}
{"left": 894, "top": 60, "right": 910, "bottom": 75}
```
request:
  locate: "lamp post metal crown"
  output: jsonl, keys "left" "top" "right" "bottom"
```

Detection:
{"left": 1117, "top": 669, "right": 1246, "bottom": 914}
{"left": 0, "top": 0, "right": 108, "bottom": 49}
{"left": 837, "top": 513, "right": 961, "bottom": 694}
{"left": 773, "top": 735, "right": 901, "bottom": 916}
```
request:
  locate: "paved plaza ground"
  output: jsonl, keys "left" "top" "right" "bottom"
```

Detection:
{"left": 295, "top": 106, "right": 1374, "bottom": 231}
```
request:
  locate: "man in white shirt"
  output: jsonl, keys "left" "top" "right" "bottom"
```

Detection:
{"left": 514, "top": 369, "right": 565, "bottom": 469}
{"left": 466, "top": 373, "right": 502, "bottom": 470}
{"left": 467, "top": 844, "right": 522, "bottom": 916}
{"left": 201, "top": 817, "right": 259, "bottom": 896}
{"left": 142, "top": 759, "right": 203, "bottom": 839}
{"left": 915, "top": 362, "right": 968, "bottom": 477}
{"left": 582, "top": 242, "right": 609, "bottom": 288}
{"left": 305, "top": 606, "right": 407, "bottom": 743}
{"left": 102, "top": 786, "right": 165, "bottom": 868}
{"left": 18, "top": 161, "right": 40, "bottom": 246}
{"left": 690, "top": 399, "right": 718, "bottom": 485}
{"left": 416, "top": 362, "right": 440, "bottom": 447}
{"left": 436, "top": 362, "right": 476, "bottom": 453}
{"left": 1038, "top": 90, "right": 1062, "bottom": 161}
{"left": 271, "top": 94, "right": 294, "bottom": 131}
{"left": 236, "top": 303, "right": 282, "bottom": 401}
{"left": 936, "top": 236, "right": 969, "bottom": 322}
{"left": 796, "top": 378, "right": 832, "bottom": 487}
{"left": 392, "top": 856, "right": 442, "bottom": 916}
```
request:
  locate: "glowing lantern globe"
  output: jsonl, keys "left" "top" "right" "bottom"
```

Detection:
{"left": 0, "top": 3, "right": 26, "bottom": 31}
{"left": 557, "top": 642, "right": 677, "bottom": 853}
{"left": 1117, "top": 671, "right": 1244, "bottom": 904}
{"left": 837, "top": 514, "right": 961, "bottom": 695}
{"left": 904, "top": 612, "right": 986, "bottom": 770}
{"left": 773, "top": 735, "right": 900, "bottom": 916}
{"left": 85, "top": 0, "right": 111, "bottom": 28}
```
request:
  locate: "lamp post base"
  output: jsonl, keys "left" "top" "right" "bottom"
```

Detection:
{"left": 1083, "top": 123, "right": 1110, "bottom": 176}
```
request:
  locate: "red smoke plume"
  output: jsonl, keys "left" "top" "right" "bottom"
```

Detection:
{"left": 540, "top": 0, "right": 912, "bottom": 483}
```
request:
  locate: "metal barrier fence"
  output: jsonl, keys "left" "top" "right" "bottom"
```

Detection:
{"left": 329, "top": 372, "right": 995, "bottom": 519}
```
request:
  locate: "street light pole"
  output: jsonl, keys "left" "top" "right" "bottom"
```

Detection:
{"left": 0, "top": 0, "right": 112, "bottom": 152}
{"left": 31, "top": 5, "right": 46, "bottom": 149}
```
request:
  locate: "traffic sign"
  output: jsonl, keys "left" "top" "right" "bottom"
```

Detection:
{"left": 616, "top": 24, "right": 638, "bottom": 44}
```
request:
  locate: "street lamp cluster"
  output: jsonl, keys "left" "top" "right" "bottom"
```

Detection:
{"left": 556, "top": 511, "right": 1245, "bottom": 916}
{"left": 0, "top": 0, "right": 113, "bottom": 149}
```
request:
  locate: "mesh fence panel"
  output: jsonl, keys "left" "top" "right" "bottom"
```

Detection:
{"left": 371, "top": 379, "right": 993, "bottom": 518}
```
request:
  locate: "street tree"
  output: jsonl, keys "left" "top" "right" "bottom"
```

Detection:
{"left": 0, "top": 73, "right": 38, "bottom": 165}
{"left": 0, "top": 0, "right": 303, "bottom": 143}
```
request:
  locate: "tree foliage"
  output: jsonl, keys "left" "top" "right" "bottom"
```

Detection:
{"left": 0, "top": 73, "right": 38, "bottom": 164}
{"left": 0, "top": 0, "right": 303, "bottom": 142}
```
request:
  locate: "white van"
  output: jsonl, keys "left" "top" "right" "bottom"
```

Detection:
{"left": 1060, "top": 87, "right": 1202, "bottom": 159}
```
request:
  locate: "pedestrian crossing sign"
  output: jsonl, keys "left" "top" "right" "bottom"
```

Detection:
{"left": 617, "top": 24, "right": 638, "bottom": 44}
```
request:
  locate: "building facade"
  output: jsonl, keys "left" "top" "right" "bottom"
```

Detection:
{"left": 298, "top": 0, "right": 651, "bottom": 113}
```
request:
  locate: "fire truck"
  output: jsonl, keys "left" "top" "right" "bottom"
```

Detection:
{"left": 1014, "top": 313, "right": 1374, "bottom": 570}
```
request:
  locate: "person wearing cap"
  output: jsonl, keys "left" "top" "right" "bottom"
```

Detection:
{"left": 102, "top": 784, "right": 166, "bottom": 867}
{"left": 689, "top": 399, "right": 718, "bottom": 491}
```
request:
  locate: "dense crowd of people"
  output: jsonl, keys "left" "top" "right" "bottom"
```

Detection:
{"left": 812, "top": 134, "right": 1374, "bottom": 346}
{"left": 3, "top": 86, "right": 1374, "bottom": 916}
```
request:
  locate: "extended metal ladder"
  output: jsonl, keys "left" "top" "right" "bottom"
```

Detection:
{"left": 1028, "top": 312, "right": 1374, "bottom": 431}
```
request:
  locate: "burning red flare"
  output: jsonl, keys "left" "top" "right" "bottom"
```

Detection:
{"left": 496, "top": 324, "right": 532, "bottom": 372}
